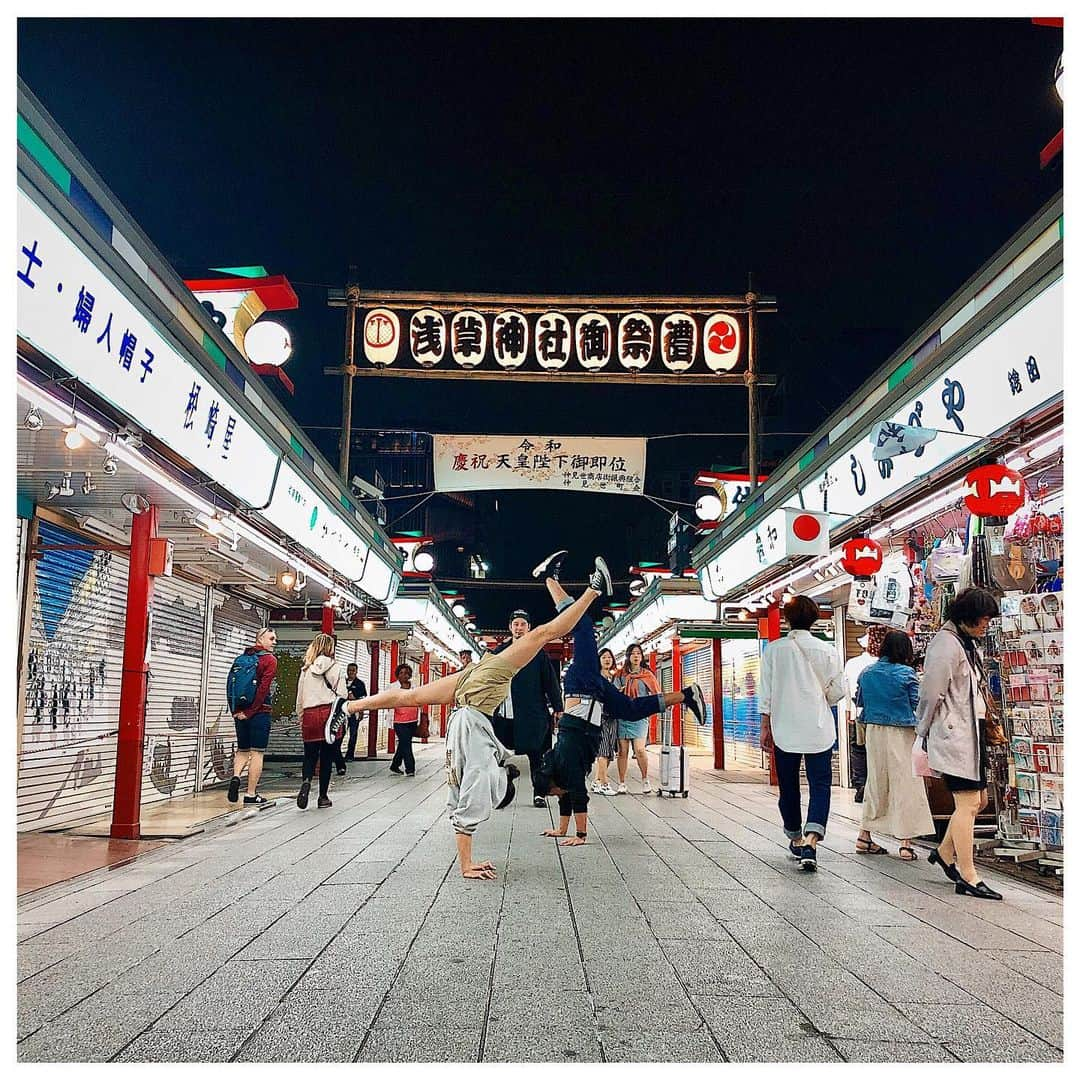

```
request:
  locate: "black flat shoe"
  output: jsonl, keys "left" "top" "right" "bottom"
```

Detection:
{"left": 928, "top": 848, "right": 960, "bottom": 883}
{"left": 955, "top": 879, "right": 1003, "bottom": 901}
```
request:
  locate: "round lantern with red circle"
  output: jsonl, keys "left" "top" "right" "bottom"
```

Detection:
{"left": 840, "top": 536, "right": 884, "bottom": 578}
{"left": 962, "top": 464, "right": 1026, "bottom": 519}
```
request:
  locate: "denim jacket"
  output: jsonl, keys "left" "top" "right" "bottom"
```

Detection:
{"left": 856, "top": 658, "right": 919, "bottom": 727}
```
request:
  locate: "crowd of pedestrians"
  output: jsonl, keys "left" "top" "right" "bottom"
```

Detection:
{"left": 221, "top": 565, "right": 1004, "bottom": 899}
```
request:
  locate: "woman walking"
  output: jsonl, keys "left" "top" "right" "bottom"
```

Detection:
{"left": 295, "top": 633, "right": 349, "bottom": 810}
{"left": 591, "top": 648, "right": 620, "bottom": 796}
{"left": 389, "top": 663, "right": 421, "bottom": 777}
{"left": 916, "top": 587, "right": 1003, "bottom": 900}
{"left": 855, "top": 630, "right": 933, "bottom": 861}
{"left": 616, "top": 643, "right": 660, "bottom": 794}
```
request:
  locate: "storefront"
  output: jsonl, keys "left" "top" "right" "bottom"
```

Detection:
{"left": 16, "top": 83, "right": 402, "bottom": 835}
{"left": 693, "top": 193, "right": 1063, "bottom": 868}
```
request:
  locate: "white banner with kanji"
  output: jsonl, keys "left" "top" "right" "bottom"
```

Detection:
{"left": 433, "top": 434, "right": 647, "bottom": 495}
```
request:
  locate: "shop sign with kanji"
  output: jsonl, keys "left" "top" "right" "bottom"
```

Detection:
{"left": 359, "top": 297, "right": 748, "bottom": 376}
{"left": 17, "top": 189, "right": 279, "bottom": 508}
{"left": 433, "top": 435, "right": 647, "bottom": 495}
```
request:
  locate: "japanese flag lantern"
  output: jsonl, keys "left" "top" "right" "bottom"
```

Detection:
{"left": 962, "top": 464, "right": 1026, "bottom": 518}
{"left": 840, "top": 536, "right": 884, "bottom": 578}
{"left": 784, "top": 509, "right": 830, "bottom": 556}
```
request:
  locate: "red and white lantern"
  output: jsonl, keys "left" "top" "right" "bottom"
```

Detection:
{"left": 962, "top": 464, "right": 1026, "bottom": 518}
{"left": 840, "top": 536, "right": 884, "bottom": 578}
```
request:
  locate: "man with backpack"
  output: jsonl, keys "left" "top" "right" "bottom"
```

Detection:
{"left": 226, "top": 626, "right": 278, "bottom": 806}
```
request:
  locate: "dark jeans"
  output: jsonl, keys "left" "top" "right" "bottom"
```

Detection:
{"left": 849, "top": 739, "right": 867, "bottom": 789}
{"left": 774, "top": 744, "right": 833, "bottom": 840}
{"left": 345, "top": 715, "right": 361, "bottom": 759}
{"left": 562, "top": 612, "right": 666, "bottom": 723}
{"left": 391, "top": 722, "right": 417, "bottom": 774}
{"left": 302, "top": 739, "right": 335, "bottom": 800}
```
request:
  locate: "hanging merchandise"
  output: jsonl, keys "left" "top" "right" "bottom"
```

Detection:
{"left": 867, "top": 553, "right": 915, "bottom": 628}
{"left": 846, "top": 576, "right": 876, "bottom": 624}
{"left": 927, "top": 531, "right": 965, "bottom": 584}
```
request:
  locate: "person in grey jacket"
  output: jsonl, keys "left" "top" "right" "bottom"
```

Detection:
{"left": 915, "top": 587, "right": 1002, "bottom": 900}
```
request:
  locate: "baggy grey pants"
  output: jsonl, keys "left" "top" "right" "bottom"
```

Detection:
{"left": 445, "top": 705, "right": 514, "bottom": 835}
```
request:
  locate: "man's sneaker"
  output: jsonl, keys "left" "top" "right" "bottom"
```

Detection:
{"left": 599, "top": 783, "right": 617, "bottom": 796}
{"left": 617, "top": 782, "right": 628, "bottom": 794}
{"left": 532, "top": 549, "right": 568, "bottom": 580}
{"left": 317, "top": 796, "right": 332, "bottom": 809}
{"left": 389, "top": 765, "right": 403, "bottom": 775}
{"left": 588, "top": 556, "right": 613, "bottom": 597}
{"left": 641, "top": 778, "right": 653, "bottom": 794}
{"left": 296, "top": 780, "right": 310, "bottom": 810}
{"left": 243, "top": 794, "right": 268, "bottom": 806}
{"left": 533, "top": 796, "right": 546, "bottom": 807}
{"left": 788, "top": 840, "right": 805, "bottom": 861}
{"left": 800, "top": 845, "right": 818, "bottom": 872}
{"left": 683, "top": 683, "right": 707, "bottom": 725}
{"left": 325, "top": 698, "right": 349, "bottom": 744}
{"left": 227, "top": 776, "right": 241, "bottom": 803}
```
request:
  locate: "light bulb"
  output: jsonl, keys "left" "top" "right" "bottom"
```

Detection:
{"left": 695, "top": 493, "right": 723, "bottom": 521}
{"left": 64, "top": 427, "right": 87, "bottom": 450}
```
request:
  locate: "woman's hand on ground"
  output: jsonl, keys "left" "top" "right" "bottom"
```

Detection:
{"left": 462, "top": 865, "right": 496, "bottom": 880}
{"left": 558, "top": 836, "right": 586, "bottom": 846}
{"left": 542, "top": 829, "right": 566, "bottom": 838}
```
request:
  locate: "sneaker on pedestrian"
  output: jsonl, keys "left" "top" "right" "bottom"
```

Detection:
{"left": 683, "top": 683, "right": 707, "bottom": 725}
{"left": 389, "top": 765, "right": 403, "bottom": 775}
{"left": 532, "top": 549, "right": 568, "bottom": 581}
{"left": 788, "top": 839, "right": 806, "bottom": 861}
{"left": 617, "top": 782, "right": 628, "bottom": 794}
{"left": 641, "top": 778, "right": 652, "bottom": 794}
{"left": 325, "top": 698, "right": 349, "bottom": 744}
{"left": 405, "top": 772, "right": 415, "bottom": 777}
{"left": 317, "top": 796, "right": 332, "bottom": 809}
{"left": 227, "top": 775, "right": 241, "bottom": 803}
{"left": 588, "top": 556, "right": 613, "bottom": 597}
{"left": 533, "top": 795, "right": 546, "bottom": 807}
{"left": 800, "top": 845, "right": 818, "bottom": 872}
{"left": 243, "top": 794, "right": 268, "bottom": 806}
{"left": 296, "top": 780, "right": 310, "bottom": 810}
{"left": 591, "top": 780, "right": 604, "bottom": 794}
{"left": 336, "top": 764, "right": 347, "bottom": 776}
{"left": 599, "top": 783, "right": 617, "bottom": 796}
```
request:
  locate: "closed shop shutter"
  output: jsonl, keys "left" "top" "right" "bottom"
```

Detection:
{"left": 18, "top": 520, "right": 129, "bottom": 832}
{"left": 17, "top": 517, "right": 28, "bottom": 617}
{"left": 376, "top": 645, "right": 392, "bottom": 753}
{"left": 722, "top": 638, "right": 765, "bottom": 769}
{"left": 202, "top": 590, "right": 267, "bottom": 788}
{"left": 681, "top": 642, "right": 714, "bottom": 752}
{"left": 143, "top": 575, "right": 206, "bottom": 807}
{"left": 266, "top": 637, "right": 306, "bottom": 761}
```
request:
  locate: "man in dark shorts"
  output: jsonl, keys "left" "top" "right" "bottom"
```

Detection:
{"left": 228, "top": 627, "right": 277, "bottom": 806}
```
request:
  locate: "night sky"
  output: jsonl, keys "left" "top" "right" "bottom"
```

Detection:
{"left": 17, "top": 18, "right": 1063, "bottom": 630}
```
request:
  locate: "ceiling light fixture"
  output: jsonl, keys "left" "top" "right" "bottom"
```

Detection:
{"left": 23, "top": 406, "right": 43, "bottom": 431}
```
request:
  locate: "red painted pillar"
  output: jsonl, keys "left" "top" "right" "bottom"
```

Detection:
{"left": 648, "top": 650, "right": 659, "bottom": 744}
{"left": 712, "top": 636, "right": 725, "bottom": 771}
{"left": 420, "top": 651, "right": 431, "bottom": 743}
{"left": 321, "top": 603, "right": 334, "bottom": 635}
{"left": 387, "top": 640, "right": 399, "bottom": 755}
{"left": 111, "top": 505, "right": 158, "bottom": 839}
{"left": 671, "top": 636, "right": 683, "bottom": 747}
{"left": 440, "top": 661, "right": 449, "bottom": 737}
{"left": 367, "top": 640, "right": 380, "bottom": 759}
{"left": 760, "top": 604, "right": 782, "bottom": 785}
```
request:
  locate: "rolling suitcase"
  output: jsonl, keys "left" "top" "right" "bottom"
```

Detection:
{"left": 657, "top": 712, "right": 689, "bottom": 798}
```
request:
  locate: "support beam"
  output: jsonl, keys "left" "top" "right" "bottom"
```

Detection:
{"left": 420, "top": 651, "right": 431, "bottom": 743}
{"left": 111, "top": 505, "right": 158, "bottom": 839}
{"left": 712, "top": 636, "right": 725, "bottom": 771}
{"left": 367, "top": 640, "right": 381, "bottom": 759}
{"left": 387, "top": 640, "right": 399, "bottom": 755}
{"left": 671, "top": 636, "right": 683, "bottom": 748}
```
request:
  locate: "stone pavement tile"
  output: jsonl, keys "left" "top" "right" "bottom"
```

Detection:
{"left": 659, "top": 938, "right": 784, "bottom": 997}
{"left": 898, "top": 1003, "right": 1062, "bottom": 1062}
{"left": 379, "top": 986, "right": 489, "bottom": 1026}
{"left": 600, "top": 1028, "right": 724, "bottom": 1062}
{"left": 358, "top": 1025, "right": 483, "bottom": 1062}
{"left": 112, "top": 1026, "right": 251, "bottom": 1062}
{"left": 984, "top": 949, "right": 1062, "bottom": 995}
{"left": 150, "top": 958, "right": 308, "bottom": 1031}
{"left": 640, "top": 900, "right": 728, "bottom": 939}
{"left": 296, "top": 942, "right": 408, "bottom": 990}
{"left": 488, "top": 988, "right": 591, "bottom": 1026}
{"left": 482, "top": 1023, "right": 603, "bottom": 1062}
{"left": 593, "top": 994, "right": 707, "bottom": 1032}
{"left": 17, "top": 938, "right": 79, "bottom": 983}
{"left": 493, "top": 951, "right": 586, "bottom": 991}
{"left": 18, "top": 958, "right": 126, "bottom": 1038}
{"left": 17, "top": 991, "right": 178, "bottom": 1062}
{"left": 831, "top": 1039, "right": 958, "bottom": 1062}
{"left": 300, "top": 881, "right": 379, "bottom": 914}
{"left": 327, "top": 859, "right": 401, "bottom": 884}
{"left": 697, "top": 889, "right": 783, "bottom": 924}
{"left": 588, "top": 967, "right": 687, "bottom": 1003}
{"left": 235, "top": 910, "right": 353, "bottom": 960}
{"left": 103, "top": 945, "right": 226, "bottom": 997}
{"left": 692, "top": 996, "right": 842, "bottom": 1062}
{"left": 965, "top": 903, "right": 1063, "bottom": 952}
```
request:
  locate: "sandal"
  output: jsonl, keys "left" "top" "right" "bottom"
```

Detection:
{"left": 856, "top": 838, "right": 889, "bottom": 855}
{"left": 898, "top": 845, "right": 918, "bottom": 861}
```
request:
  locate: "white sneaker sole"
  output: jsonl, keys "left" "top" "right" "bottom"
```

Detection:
{"left": 532, "top": 549, "right": 568, "bottom": 579}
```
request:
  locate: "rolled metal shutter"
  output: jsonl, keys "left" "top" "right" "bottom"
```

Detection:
{"left": 723, "top": 639, "right": 765, "bottom": 769}
{"left": 18, "top": 520, "right": 129, "bottom": 831}
{"left": 142, "top": 576, "right": 206, "bottom": 807}
{"left": 377, "top": 645, "right": 392, "bottom": 753}
{"left": 681, "top": 643, "right": 714, "bottom": 752}
{"left": 202, "top": 590, "right": 268, "bottom": 787}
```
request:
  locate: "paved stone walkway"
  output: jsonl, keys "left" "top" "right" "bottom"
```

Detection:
{"left": 17, "top": 748, "right": 1063, "bottom": 1062}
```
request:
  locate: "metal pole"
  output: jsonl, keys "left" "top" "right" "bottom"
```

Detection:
{"left": 746, "top": 285, "right": 760, "bottom": 490}
{"left": 711, "top": 636, "right": 725, "bottom": 771}
{"left": 340, "top": 280, "right": 361, "bottom": 482}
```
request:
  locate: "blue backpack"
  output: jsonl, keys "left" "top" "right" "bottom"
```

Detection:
{"left": 227, "top": 650, "right": 266, "bottom": 713}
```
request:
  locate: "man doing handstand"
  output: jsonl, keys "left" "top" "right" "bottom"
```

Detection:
{"left": 327, "top": 555, "right": 614, "bottom": 879}
{"left": 529, "top": 550, "right": 706, "bottom": 846}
